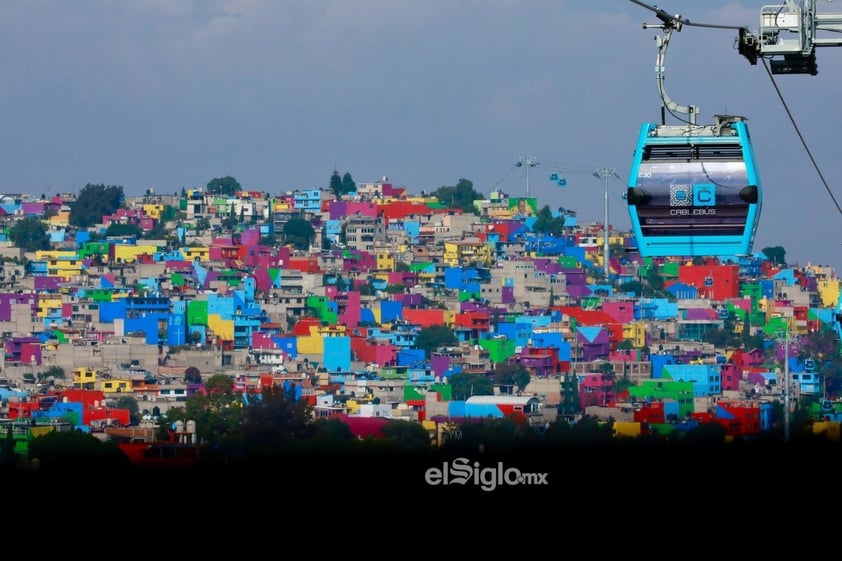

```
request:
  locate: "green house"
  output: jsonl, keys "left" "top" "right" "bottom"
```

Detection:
{"left": 627, "top": 379, "right": 695, "bottom": 418}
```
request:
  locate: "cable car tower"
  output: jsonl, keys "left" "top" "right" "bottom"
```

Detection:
{"left": 737, "top": 0, "right": 842, "bottom": 74}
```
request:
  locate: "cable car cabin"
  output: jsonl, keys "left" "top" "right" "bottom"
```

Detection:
{"left": 626, "top": 115, "right": 762, "bottom": 258}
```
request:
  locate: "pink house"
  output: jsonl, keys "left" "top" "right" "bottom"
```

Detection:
{"left": 579, "top": 373, "right": 615, "bottom": 408}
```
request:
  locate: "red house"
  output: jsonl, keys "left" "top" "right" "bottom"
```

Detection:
{"left": 579, "top": 373, "right": 616, "bottom": 408}
{"left": 454, "top": 310, "right": 490, "bottom": 331}
{"left": 678, "top": 263, "right": 740, "bottom": 300}
{"left": 691, "top": 400, "right": 763, "bottom": 437}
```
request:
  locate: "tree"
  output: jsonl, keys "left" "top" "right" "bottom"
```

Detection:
{"left": 9, "top": 217, "right": 50, "bottom": 251}
{"left": 598, "top": 361, "right": 618, "bottom": 396}
{"left": 330, "top": 170, "right": 344, "bottom": 197}
{"left": 645, "top": 265, "right": 666, "bottom": 294}
{"left": 142, "top": 219, "right": 168, "bottom": 240}
{"left": 28, "top": 430, "right": 131, "bottom": 471}
{"left": 431, "top": 179, "right": 483, "bottom": 215}
{"left": 221, "top": 213, "right": 238, "bottom": 233}
{"left": 207, "top": 176, "right": 241, "bottom": 196}
{"left": 184, "top": 366, "right": 202, "bottom": 384}
{"left": 598, "top": 361, "right": 615, "bottom": 379}
{"left": 329, "top": 170, "right": 356, "bottom": 198}
{"left": 380, "top": 419, "right": 432, "bottom": 454}
{"left": 44, "top": 366, "right": 65, "bottom": 380}
{"left": 180, "top": 374, "right": 244, "bottom": 448}
{"left": 762, "top": 245, "right": 787, "bottom": 266}
{"left": 224, "top": 383, "right": 315, "bottom": 461}
{"left": 69, "top": 184, "right": 125, "bottom": 228}
{"left": 490, "top": 363, "right": 531, "bottom": 394}
{"left": 283, "top": 217, "right": 315, "bottom": 250}
{"left": 383, "top": 284, "right": 405, "bottom": 294}
{"left": 190, "top": 216, "right": 210, "bottom": 237}
{"left": 449, "top": 372, "right": 494, "bottom": 400}
{"left": 617, "top": 279, "right": 644, "bottom": 297}
{"left": 797, "top": 328, "right": 842, "bottom": 395}
{"left": 105, "top": 223, "right": 143, "bottom": 239}
{"left": 703, "top": 325, "right": 743, "bottom": 348}
{"left": 414, "top": 324, "right": 457, "bottom": 358}
{"left": 532, "top": 205, "right": 566, "bottom": 235}
{"left": 115, "top": 395, "right": 141, "bottom": 425}
{"left": 446, "top": 416, "right": 538, "bottom": 454}
{"left": 341, "top": 172, "right": 356, "bottom": 196}
{"left": 545, "top": 414, "right": 615, "bottom": 447}
{"left": 311, "top": 417, "right": 355, "bottom": 451}
{"left": 204, "top": 374, "right": 233, "bottom": 395}
{"left": 616, "top": 339, "right": 634, "bottom": 351}
{"left": 1, "top": 425, "right": 17, "bottom": 468}
{"left": 560, "top": 373, "right": 581, "bottom": 416}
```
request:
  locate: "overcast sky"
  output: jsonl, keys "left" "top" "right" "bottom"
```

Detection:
{"left": 2, "top": 1, "right": 842, "bottom": 271}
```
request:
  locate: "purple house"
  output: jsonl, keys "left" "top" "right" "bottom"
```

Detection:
{"left": 576, "top": 326, "right": 611, "bottom": 362}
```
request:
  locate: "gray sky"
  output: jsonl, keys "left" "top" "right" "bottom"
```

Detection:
{"left": 2, "top": 1, "right": 842, "bottom": 271}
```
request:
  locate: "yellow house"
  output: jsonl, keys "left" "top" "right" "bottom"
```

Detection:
{"left": 442, "top": 242, "right": 459, "bottom": 267}
{"left": 207, "top": 314, "right": 234, "bottom": 341}
{"left": 36, "top": 295, "right": 63, "bottom": 319}
{"left": 36, "top": 249, "right": 76, "bottom": 259}
{"left": 417, "top": 270, "right": 436, "bottom": 285}
{"left": 35, "top": 249, "right": 81, "bottom": 275}
{"left": 375, "top": 251, "right": 395, "bottom": 272}
{"left": 817, "top": 279, "right": 841, "bottom": 308}
{"left": 46, "top": 257, "right": 83, "bottom": 281}
{"left": 273, "top": 199, "right": 294, "bottom": 212}
{"left": 613, "top": 421, "right": 642, "bottom": 438}
{"left": 113, "top": 244, "right": 160, "bottom": 264}
{"left": 297, "top": 324, "right": 349, "bottom": 355}
{"left": 72, "top": 367, "right": 100, "bottom": 390}
{"left": 621, "top": 322, "right": 647, "bottom": 348}
{"left": 812, "top": 420, "right": 841, "bottom": 442}
{"left": 443, "top": 240, "right": 492, "bottom": 268}
{"left": 319, "top": 325, "right": 347, "bottom": 337}
{"left": 142, "top": 203, "right": 166, "bottom": 220}
{"left": 297, "top": 333, "right": 323, "bottom": 354}
{"left": 181, "top": 246, "right": 210, "bottom": 262}
{"left": 101, "top": 379, "right": 133, "bottom": 394}
{"left": 48, "top": 207, "right": 71, "bottom": 227}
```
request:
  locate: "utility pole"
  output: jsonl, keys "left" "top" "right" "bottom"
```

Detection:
{"left": 775, "top": 328, "right": 791, "bottom": 443}
{"left": 593, "top": 168, "right": 621, "bottom": 281}
{"left": 784, "top": 330, "right": 790, "bottom": 443}
{"left": 516, "top": 156, "right": 539, "bottom": 199}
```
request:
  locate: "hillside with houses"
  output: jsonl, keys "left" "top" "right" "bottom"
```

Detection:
{"left": 2, "top": 173, "right": 842, "bottom": 471}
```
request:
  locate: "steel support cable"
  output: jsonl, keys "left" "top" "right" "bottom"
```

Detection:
{"left": 762, "top": 57, "right": 842, "bottom": 217}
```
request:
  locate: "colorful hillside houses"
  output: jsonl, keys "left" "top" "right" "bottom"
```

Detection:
{"left": 0, "top": 180, "right": 841, "bottom": 454}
